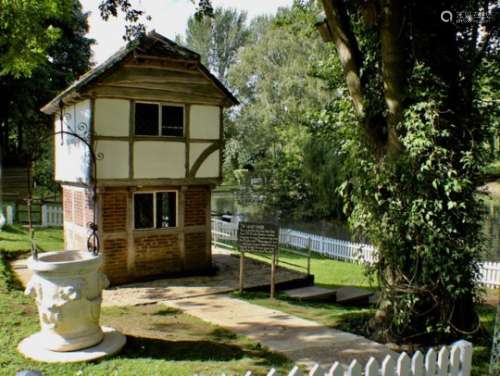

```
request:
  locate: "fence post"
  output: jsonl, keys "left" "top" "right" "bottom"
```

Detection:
{"left": 307, "top": 237, "right": 312, "bottom": 276}
{"left": 41, "top": 204, "right": 48, "bottom": 227}
{"left": 455, "top": 340, "right": 472, "bottom": 376}
{"left": 6, "top": 205, "right": 14, "bottom": 224}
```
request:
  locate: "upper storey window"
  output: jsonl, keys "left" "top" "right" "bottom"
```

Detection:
{"left": 135, "top": 102, "right": 184, "bottom": 137}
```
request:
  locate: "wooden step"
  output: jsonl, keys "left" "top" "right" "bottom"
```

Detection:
{"left": 284, "top": 286, "right": 336, "bottom": 301}
{"left": 335, "top": 286, "right": 373, "bottom": 305}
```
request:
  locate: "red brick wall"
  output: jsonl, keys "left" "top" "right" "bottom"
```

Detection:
{"left": 184, "top": 231, "right": 209, "bottom": 270}
{"left": 62, "top": 186, "right": 94, "bottom": 252}
{"left": 102, "top": 238, "right": 129, "bottom": 284}
{"left": 102, "top": 191, "right": 128, "bottom": 232}
{"left": 184, "top": 186, "right": 209, "bottom": 226}
{"left": 62, "top": 187, "right": 94, "bottom": 226}
{"left": 84, "top": 191, "right": 94, "bottom": 226}
{"left": 74, "top": 191, "right": 84, "bottom": 226}
{"left": 134, "top": 233, "right": 181, "bottom": 276}
{"left": 63, "top": 188, "right": 73, "bottom": 222}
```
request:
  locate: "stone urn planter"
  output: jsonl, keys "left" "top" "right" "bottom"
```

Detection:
{"left": 18, "top": 250, "right": 125, "bottom": 362}
{"left": 25, "top": 250, "right": 109, "bottom": 351}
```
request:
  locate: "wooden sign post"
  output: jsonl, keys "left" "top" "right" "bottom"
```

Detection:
{"left": 238, "top": 222, "right": 279, "bottom": 298}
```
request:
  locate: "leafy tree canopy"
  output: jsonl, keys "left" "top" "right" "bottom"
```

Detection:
{"left": 226, "top": 1, "right": 346, "bottom": 220}
{"left": 183, "top": 6, "right": 249, "bottom": 85}
{"left": 0, "top": 0, "right": 93, "bottom": 197}
{"left": 0, "top": 0, "right": 70, "bottom": 78}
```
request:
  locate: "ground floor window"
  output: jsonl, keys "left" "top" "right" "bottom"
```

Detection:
{"left": 134, "top": 191, "right": 177, "bottom": 229}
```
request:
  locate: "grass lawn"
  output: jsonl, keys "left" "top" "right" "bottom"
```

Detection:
{"left": 241, "top": 247, "right": 375, "bottom": 289}
{"left": 0, "top": 228, "right": 292, "bottom": 376}
{"left": 0, "top": 225, "right": 64, "bottom": 253}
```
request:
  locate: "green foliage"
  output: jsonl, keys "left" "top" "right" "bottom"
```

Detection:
{"left": 0, "top": 0, "right": 93, "bottom": 196}
{"left": 0, "top": 0, "right": 66, "bottom": 78}
{"left": 227, "top": 1, "right": 346, "bottom": 220}
{"left": 184, "top": 7, "right": 249, "bottom": 85}
{"left": 315, "top": 1, "right": 499, "bottom": 343}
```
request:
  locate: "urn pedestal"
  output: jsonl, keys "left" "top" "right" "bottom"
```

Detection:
{"left": 18, "top": 250, "right": 126, "bottom": 363}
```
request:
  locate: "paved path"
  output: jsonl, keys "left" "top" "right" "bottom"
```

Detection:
{"left": 11, "top": 247, "right": 307, "bottom": 307}
{"left": 163, "top": 294, "right": 395, "bottom": 369}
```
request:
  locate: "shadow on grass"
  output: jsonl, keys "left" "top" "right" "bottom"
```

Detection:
{"left": 153, "top": 307, "right": 181, "bottom": 316}
{"left": 120, "top": 335, "right": 290, "bottom": 367}
{"left": 210, "top": 327, "right": 238, "bottom": 340}
{"left": 121, "top": 336, "right": 246, "bottom": 361}
{"left": 0, "top": 252, "right": 27, "bottom": 291}
{"left": 1, "top": 225, "right": 26, "bottom": 235}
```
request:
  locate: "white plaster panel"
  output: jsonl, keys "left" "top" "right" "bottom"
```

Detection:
{"left": 190, "top": 105, "right": 220, "bottom": 139}
{"left": 133, "top": 141, "right": 185, "bottom": 178}
{"left": 55, "top": 100, "right": 91, "bottom": 183}
{"left": 195, "top": 150, "right": 220, "bottom": 178}
{"left": 94, "top": 99, "right": 130, "bottom": 136}
{"left": 189, "top": 143, "right": 211, "bottom": 169}
{"left": 95, "top": 141, "right": 129, "bottom": 179}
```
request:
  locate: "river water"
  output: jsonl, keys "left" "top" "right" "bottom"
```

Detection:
{"left": 212, "top": 190, "right": 500, "bottom": 261}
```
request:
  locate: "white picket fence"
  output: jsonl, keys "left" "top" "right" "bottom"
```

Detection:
{"left": 279, "top": 228, "right": 376, "bottom": 264}
{"left": 211, "top": 219, "right": 500, "bottom": 288}
{"left": 480, "top": 261, "right": 500, "bottom": 288}
{"left": 41, "top": 204, "right": 63, "bottom": 226}
{"left": 242, "top": 340, "right": 472, "bottom": 376}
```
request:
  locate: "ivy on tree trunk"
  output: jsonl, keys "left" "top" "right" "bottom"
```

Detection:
{"left": 319, "top": 0, "right": 498, "bottom": 342}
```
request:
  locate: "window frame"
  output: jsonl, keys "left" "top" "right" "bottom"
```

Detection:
{"left": 132, "top": 190, "right": 178, "bottom": 230}
{"left": 134, "top": 101, "right": 185, "bottom": 138}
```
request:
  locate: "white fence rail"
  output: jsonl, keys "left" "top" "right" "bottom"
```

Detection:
{"left": 243, "top": 340, "right": 472, "bottom": 376}
{"left": 41, "top": 204, "right": 63, "bottom": 227}
{"left": 211, "top": 219, "right": 500, "bottom": 288}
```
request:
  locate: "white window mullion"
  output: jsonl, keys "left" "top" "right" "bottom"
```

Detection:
{"left": 158, "top": 104, "right": 162, "bottom": 136}
{"left": 152, "top": 192, "right": 157, "bottom": 229}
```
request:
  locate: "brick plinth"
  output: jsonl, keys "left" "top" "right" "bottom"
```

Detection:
{"left": 185, "top": 186, "right": 209, "bottom": 226}
{"left": 102, "top": 238, "right": 129, "bottom": 284}
{"left": 134, "top": 233, "right": 181, "bottom": 276}
{"left": 102, "top": 191, "right": 127, "bottom": 232}
{"left": 185, "top": 231, "right": 209, "bottom": 270}
{"left": 61, "top": 184, "right": 213, "bottom": 285}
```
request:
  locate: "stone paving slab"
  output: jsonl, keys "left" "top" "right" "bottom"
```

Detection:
{"left": 335, "top": 286, "right": 373, "bottom": 304}
{"left": 163, "top": 294, "right": 395, "bottom": 369}
{"left": 284, "top": 286, "right": 336, "bottom": 301}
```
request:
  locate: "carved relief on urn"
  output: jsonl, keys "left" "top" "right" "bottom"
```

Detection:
{"left": 25, "top": 250, "right": 109, "bottom": 352}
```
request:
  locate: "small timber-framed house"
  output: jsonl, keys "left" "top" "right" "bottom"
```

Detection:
{"left": 41, "top": 32, "right": 238, "bottom": 284}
